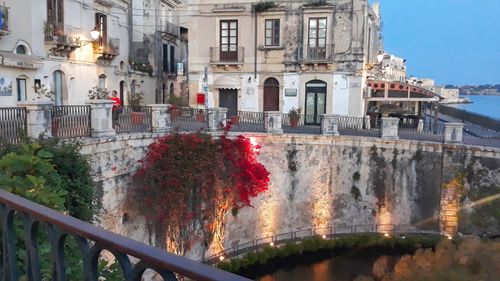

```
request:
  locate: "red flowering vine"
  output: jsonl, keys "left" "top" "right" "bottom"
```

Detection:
{"left": 131, "top": 130, "right": 269, "bottom": 257}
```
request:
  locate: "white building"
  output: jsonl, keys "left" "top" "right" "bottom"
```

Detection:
{"left": 0, "top": 0, "right": 186, "bottom": 107}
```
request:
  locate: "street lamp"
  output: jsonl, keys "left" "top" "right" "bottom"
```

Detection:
{"left": 90, "top": 27, "right": 100, "bottom": 41}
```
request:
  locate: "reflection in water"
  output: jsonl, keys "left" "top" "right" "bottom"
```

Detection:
{"left": 257, "top": 253, "right": 389, "bottom": 281}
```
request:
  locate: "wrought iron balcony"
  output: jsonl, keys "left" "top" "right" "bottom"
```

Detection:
{"left": 0, "top": 189, "right": 250, "bottom": 281}
{"left": 0, "top": 5, "right": 10, "bottom": 38}
{"left": 44, "top": 23, "right": 81, "bottom": 57}
{"left": 210, "top": 47, "right": 245, "bottom": 64}
{"left": 163, "top": 21, "right": 180, "bottom": 38}
{"left": 296, "top": 44, "right": 334, "bottom": 63}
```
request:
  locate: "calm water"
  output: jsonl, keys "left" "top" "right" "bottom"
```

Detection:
{"left": 449, "top": 95, "right": 500, "bottom": 120}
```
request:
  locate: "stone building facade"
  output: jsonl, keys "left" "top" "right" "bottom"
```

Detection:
{"left": 186, "top": 0, "right": 383, "bottom": 119}
{"left": 0, "top": 0, "right": 186, "bottom": 107}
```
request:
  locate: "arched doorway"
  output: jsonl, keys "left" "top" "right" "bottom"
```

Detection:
{"left": 53, "top": 70, "right": 65, "bottom": 105}
{"left": 305, "top": 80, "right": 326, "bottom": 125}
{"left": 119, "top": 81, "right": 125, "bottom": 105}
{"left": 263, "top": 77, "right": 280, "bottom": 111}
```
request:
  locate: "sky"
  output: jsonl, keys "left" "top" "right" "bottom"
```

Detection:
{"left": 376, "top": 0, "right": 500, "bottom": 86}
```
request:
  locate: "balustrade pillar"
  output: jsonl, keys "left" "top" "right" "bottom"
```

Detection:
{"left": 208, "top": 108, "right": 227, "bottom": 131}
{"left": 381, "top": 117, "right": 399, "bottom": 140}
{"left": 264, "top": 112, "right": 283, "bottom": 134}
{"left": 321, "top": 114, "right": 340, "bottom": 136}
{"left": 443, "top": 123, "right": 464, "bottom": 144}
{"left": 149, "top": 104, "right": 170, "bottom": 133}
{"left": 17, "top": 100, "right": 53, "bottom": 139}
{"left": 86, "top": 100, "right": 115, "bottom": 138}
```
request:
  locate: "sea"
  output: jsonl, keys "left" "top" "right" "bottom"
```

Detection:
{"left": 448, "top": 95, "right": 500, "bottom": 120}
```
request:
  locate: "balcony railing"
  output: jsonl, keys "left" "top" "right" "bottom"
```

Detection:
{"left": 210, "top": 47, "right": 245, "bottom": 63}
{"left": 45, "top": 24, "right": 80, "bottom": 46}
{"left": 0, "top": 5, "right": 10, "bottom": 36}
{"left": 296, "top": 44, "right": 334, "bottom": 62}
{"left": 163, "top": 20, "right": 180, "bottom": 37}
{"left": 95, "top": 38, "right": 120, "bottom": 56}
{"left": 0, "top": 189, "right": 250, "bottom": 281}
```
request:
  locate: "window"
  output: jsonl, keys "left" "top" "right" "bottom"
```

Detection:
{"left": 95, "top": 13, "right": 108, "bottom": 49}
{"left": 265, "top": 19, "right": 280, "bottom": 46}
{"left": 15, "top": 45, "right": 27, "bottom": 55}
{"left": 16, "top": 78, "right": 27, "bottom": 102}
{"left": 308, "top": 18, "right": 327, "bottom": 59}
{"left": 47, "top": 0, "right": 64, "bottom": 35}
{"left": 220, "top": 20, "right": 238, "bottom": 61}
{"left": 98, "top": 74, "right": 106, "bottom": 90}
{"left": 53, "top": 71, "right": 64, "bottom": 105}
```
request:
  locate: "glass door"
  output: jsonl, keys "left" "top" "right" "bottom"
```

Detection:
{"left": 220, "top": 20, "right": 238, "bottom": 61}
{"left": 305, "top": 81, "right": 327, "bottom": 125}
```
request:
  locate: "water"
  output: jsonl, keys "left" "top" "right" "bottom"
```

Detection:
{"left": 448, "top": 95, "right": 500, "bottom": 120}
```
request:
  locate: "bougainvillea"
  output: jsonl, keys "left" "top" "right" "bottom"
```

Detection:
{"left": 131, "top": 128, "right": 269, "bottom": 257}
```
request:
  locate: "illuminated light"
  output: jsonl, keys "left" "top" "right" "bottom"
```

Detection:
{"left": 401, "top": 235, "right": 406, "bottom": 239}
{"left": 321, "top": 235, "right": 327, "bottom": 239}
{"left": 219, "top": 256, "right": 225, "bottom": 261}
{"left": 447, "top": 236, "right": 453, "bottom": 240}
{"left": 384, "top": 233, "right": 390, "bottom": 238}
{"left": 269, "top": 242, "right": 274, "bottom": 247}
{"left": 90, "top": 28, "right": 100, "bottom": 40}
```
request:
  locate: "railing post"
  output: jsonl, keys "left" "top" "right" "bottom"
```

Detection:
{"left": 17, "top": 100, "right": 53, "bottom": 139}
{"left": 208, "top": 108, "right": 227, "bottom": 131}
{"left": 264, "top": 112, "right": 283, "bottom": 134}
{"left": 86, "top": 100, "right": 115, "bottom": 138}
{"left": 149, "top": 104, "right": 170, "bottom": 133}
{"left": 321, "top": 114, "right": 340, "bottom": 136}
{"left": 381, "top": 117, "right": 399, "bottom": 140}
{"left": 364, "top": 116, "right": 371, "bottom": 130}
{"left": 443, "top": 123, "right": 464, "bottom": 144}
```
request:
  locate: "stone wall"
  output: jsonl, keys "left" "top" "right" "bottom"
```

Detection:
{"left": 81, "top": 133, "right": 500, "bottom": 260}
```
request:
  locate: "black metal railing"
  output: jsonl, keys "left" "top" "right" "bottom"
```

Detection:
{"left": 170, "top": 107, "right": 209, "bottom": 132}
{"left": 115, "top": 106, "right": 153, "bottom": 134}
{"left": 51, "top": 105, "right": 91, "bottom": 139}
{"left": 0, "top": 189, "right": 250, "bottom": 281}
{"left": 337, "top": 116, "right": 381, "bottom": 138}
{"left": 438, "top": 104, "right": 500, "bottom": 132}
{"left": 463, "top": 125, "right": 500, "bottom": 148}
{"left": 229, "top": 111, "right": 265, "bottom": 133}
{"left": 282, "top": 114, "right": 322, "bottom": 135}
{"left": 206, "top": 224, "right": 442, "bottom": 264}
{"left": 398, "top": 122, "right": 445, "bottom": 143}
{"left": 296, "top": 44, "right": 334, "bottom": 62}
{"left": 0, "top": 107, "right": 27, "bottom": 145}
{"left": 209, "top": 47, "right": 245, "bottom": 63}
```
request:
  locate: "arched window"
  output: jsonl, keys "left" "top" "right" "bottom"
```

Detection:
{"left": 15, "top": 45, "right": 28, "bottom": 55}
{"left": 98, "top": 74, "right": 106, "bottom": 90}
{"left": 263, "top": 77, "right": 280, "bottom": 111}
{"left": 53, "top": 70, "right": 64, "bottom": 105}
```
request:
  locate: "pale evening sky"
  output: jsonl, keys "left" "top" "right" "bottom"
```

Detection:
{"left": 376, "top": 0, "right": 500, "bottom": 86}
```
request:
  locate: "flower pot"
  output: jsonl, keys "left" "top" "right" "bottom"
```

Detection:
{"left": 290, "top": 118, "right": 299, "bottom": 128}
{"left": 230, "top": 116, "right": 240, "bottom": 125}
{"left": 196, "top": 113, "right": 205, "bottom": 123}
{"left": 169, "top": 108, "right": 179, "bottom": 120}
{"left": 131, "top": 112, "right": 145, "bottom": 124}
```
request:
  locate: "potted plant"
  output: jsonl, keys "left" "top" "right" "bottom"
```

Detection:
{"left": 129, "top": 91, "right": 145, "bottom": 124}
{"left": 230, "top": 115, "right": 240, "bottom": 125}
{"left": 195, "top": 109, "right": 205, "bottom": 123}
{"left": 88, "top": 87, "right": 109, "bottom": 100}
{"left": 288, "top": 107, "right": 302, "bottom": 128}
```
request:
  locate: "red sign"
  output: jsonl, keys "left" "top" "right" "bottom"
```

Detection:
{"left": 197, "top": 93, "right": 205, "bottom": 105}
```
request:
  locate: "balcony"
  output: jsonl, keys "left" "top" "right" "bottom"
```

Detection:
{"left": 296, "top": 44, "right": 334, "bottom": 63}
{"left": 45, "top": 24, "right": 81, "bottom": 57}
{"left": 210, "top": 47, "right": 244, "bottom": 70}
{"left": 0, "top": 5, "right": 10, "bottom": 38}
{"left": 94, "top": 38, "right": 120, "bottom": 63}
{"left": 162, "top": 21, "right": 180, "bottom": 38}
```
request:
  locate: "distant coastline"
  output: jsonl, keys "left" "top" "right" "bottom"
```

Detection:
{"left": 444, "top": 84, "right": 500, "bottom": 96}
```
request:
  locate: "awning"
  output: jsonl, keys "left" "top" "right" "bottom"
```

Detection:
{"left": 0, "top": 51, "right": 44, "bottom": 69}
{"left": 213, "top": 76, "right": 241, "bottom": 90}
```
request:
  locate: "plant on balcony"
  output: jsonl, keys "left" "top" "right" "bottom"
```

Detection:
{"left": 253, "top": 1, "right": 277, "bottom": 12}
{"left": 88, "top": 86, "right": 109, "bottom": 100}
{"left": 288, "top": 107, "right": 302, "bottom": 127}
{"left": 303, "top": 0, "right": 330, "bottom": 7}
{"left": 130, "top": 130, "right": 270, "bottom": 258}
{"left": 129, "top": 57, "right": 154, "bottom": 76}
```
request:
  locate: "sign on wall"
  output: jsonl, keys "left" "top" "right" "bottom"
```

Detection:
{"left": 285, "top": 88, "right": 297, "bottom": 97}
{"left": 0, "top": 78, "right": 12, "bottom": 96}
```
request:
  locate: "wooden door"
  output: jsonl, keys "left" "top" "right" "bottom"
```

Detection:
{"left": 220, "top": 20, "right": 238, "bottom": 61}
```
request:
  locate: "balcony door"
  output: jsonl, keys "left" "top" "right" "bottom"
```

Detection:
{"left": 308, "top": 18, "right": 327, "bottom": 60}
{"left": 220, "top": 20, "right": 238, "bottom": 61}
{"left": 305, "top": 80, "right": 326, "bottom": 125}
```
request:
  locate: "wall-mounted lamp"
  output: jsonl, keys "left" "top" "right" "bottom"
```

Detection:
{"left": 90, "top": 27, "right": 100, "bottom": 41}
